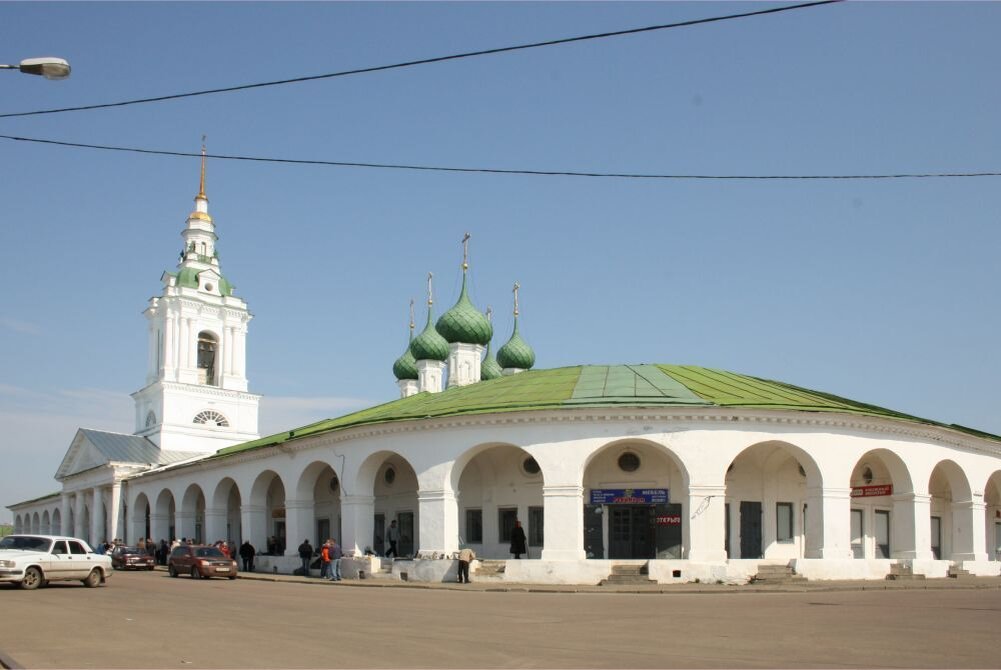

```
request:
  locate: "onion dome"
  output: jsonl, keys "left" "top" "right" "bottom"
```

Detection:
{"left": 436, "top": 273, "right": 492, "bottom": 345}
{"left": 481, "top": 341, "right": 503, "bottom": 380}
{"left": 497, "top": 283, "right": 535, "bottom": 370}
{"left": 410, "top": 275, "right": 449, "bottom": 362}
{"left": 393, "top": 308, "right": 419, "bottom": 380}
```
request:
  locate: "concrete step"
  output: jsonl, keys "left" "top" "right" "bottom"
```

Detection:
{"left": 948, "top": 568, "right": 972, "bottom": 579}
{"left": 474, "top": 560, "right": 507, "bottom": 577}
{"left": 600, "top": 563, "right": 654, "bottom": 586}
{"left": 886, "top": 564, "right": 926, "bottom": 581}
{"left": 751, "top": 565, "right": 807, "bottom": 584}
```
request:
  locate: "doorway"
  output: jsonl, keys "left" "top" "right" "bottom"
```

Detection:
{"left": 740, "top": 501, "right": 762, "bottom": 559}
{"left": 609, "top": 506, "right": 653, "bottom": 559}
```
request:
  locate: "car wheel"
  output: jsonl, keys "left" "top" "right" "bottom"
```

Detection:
{"left": 190, "top": 567, "right": 199, "bottom": 579}
{"left": 20, "top": 567, "right": 43, "bottom": 590}
{"left": 228, "top": 575, "right": 237, "bottom": 580}
{"left": 168, "top": 564, "right": 178, "bottom": 578}
{"left": 83, "top": 569, "right": 101, "bottom": 588}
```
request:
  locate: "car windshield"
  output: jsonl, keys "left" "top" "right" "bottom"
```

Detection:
{"left": 0, "top": 536, "right": 52, "bottom": 552}
{"left": 194, "top": 547, "right": 225, "bottom": 558}
{"left": 118, "top": 547, "right": 142, "bottom": 554}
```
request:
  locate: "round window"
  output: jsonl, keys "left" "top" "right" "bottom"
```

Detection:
{"left": 205, "top": 283, "right": 214, "bottom": 292}
{"left": 862, "top": 466, "right": 874, "bottom": 485}
{"left": 384, "top": 467, "right": 396, "bottom": 485}
{"left": 329, "top": 474, "right": 339, "bottom": 494}
{"left": 617, "top": 452, "right": 640, "bottom": 473}
{"left": 522, "top": 457, "right": 540, "bottom": 475}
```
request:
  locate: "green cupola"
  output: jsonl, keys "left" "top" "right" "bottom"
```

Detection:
{"left": 481, "top": 307, "right": 503, "bottom": 381}
{"left": 393, "top": 304, "right": 419, "bottom": 381}
{"left": 436, "top": 272, "right": 492, "bottom": 345}
{"left": 496, "top": 283, "right": 536, "bottom": 371}
{"left": 410, "top": 275, "right": 449, "bottom": 362}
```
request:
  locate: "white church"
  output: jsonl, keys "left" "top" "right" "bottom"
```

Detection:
{"left": 9, "top": 157, "right": 1001, "bottom": 584}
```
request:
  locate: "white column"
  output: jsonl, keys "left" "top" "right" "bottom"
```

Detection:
{"left": 686, "top": 485, "right": 727, "bottom": 563}
{"left": 284, "top": 500, "right": 316, "bottom": 556}
{"left": 147, "top": 323, "right": 156, "bottom": 381}
{"left": 951, "top": 496, "right": 987, "bottom": 562}
{"left": 59, "top": 494, "right": 71, "bottom": 536}
{"left": 187, "top": 318, "right": 197, "bottom": 368}
{"left": 241, "top": 504, "right": 267, "bottom": 553}
{"left": 179, "top": 316, "right": 189, "bottom": 373}
{"left": 91, "top": 488, "right": 103, "bottom": 545}
{"left": 340, "top": 495, "right": 375, "bottom": 558}
{"left": 892, "top": 492, "right": 933, "bottom": 559}
{"left": 804, "top": 486, "right": 853, "bottom": 559}
{"left": 74, "top": 493, "right": 85, "bottom": 538}
{"left": 541, "top": 484, "right": 586, "bottom": 561}
{"left": 108, "top": 482, "right": 122, "bottom": 542}
{"left": 204, "top": 507, "right": 228, "bottom": 544}
{"left": 163, "top": 314, "right": 175, "bottom": 374}
{"left": 417, "top": 489, "right": 459, "bottom": 555}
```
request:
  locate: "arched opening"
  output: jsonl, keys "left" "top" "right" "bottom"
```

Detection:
{"left": 453, "top": 444, "right": 545, "bottom": 559}
{"left": 132, "top": 493, "right": 152, "bottom": 546}
{"left": 31, "top": 512, "right": 40, "bottom": 534}
{"left": 582, "top": 440, "right": 687, "bottom": 560}
{"left": 929, "top": 460, "right": 974, "bottom": 560}
{"left": 181, "top": 484, "right": 206, "bottom": 544}
{"left": 725, "top": 441, "right": 820, "bottom": 560}
{"left": 296, "top": 461, "right": 342, "bottom": 550}
{"left": 153, "top": 489, "right": 176, "bottom": 543}
{"left": 81, "top": 504, "right": 91, "bottom": 544}
{"left": 41, "top": 510, "right": 51, "bottom": 535}
{"left": 849, "top": 450, "right": 911, "bottom": 559}
{"left": 52, "top": 508, "right": 62, "bottom": 535}
{"left": 986, "top": 471, "right": 1001, "bottom": 562}
{"left": 358, "top": 452, "right": 419, "bottom": 558}
{"left": 250, "top": 471, "right": 287, "bottom": 555}
{"left": 197, "top": 331, "right": 218, "bottom": 386}
{"left": 212, "top": 478, "right": 243, "bottom": 547}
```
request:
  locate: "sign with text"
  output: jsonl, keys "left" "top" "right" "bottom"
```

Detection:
{"left": 589, "top": 488, "right": 668, "bottom": 505}
{"left": 851, "top": 484, "right": 893, "bottom": 498}
{"left": 655, "top": 514, "right": 682, "bottom": 526}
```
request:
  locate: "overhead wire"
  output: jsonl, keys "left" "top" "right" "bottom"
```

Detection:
{"left": 0, "top": 0, "right": 841, "bottom": 119}
{"left": 2, "top": 133, "right": 997, "bottom": 180}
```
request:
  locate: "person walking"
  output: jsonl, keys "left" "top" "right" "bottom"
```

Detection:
{"left": 297, "top": 539, "right": 314, "bottom": 577}
{"left": 510, "top": 519, "right": 527, "bottom": 559}
{"left": 330, "top": 538, "right": 343, "bottom": 581}
{"left": 385, "top": 520, "right": 400, "bottom": 559}
{"left": 457, "top": 546, "right": 476, "bottom": 584}
{"left": 239, "top": 540, "right": 256, "bottom": 572}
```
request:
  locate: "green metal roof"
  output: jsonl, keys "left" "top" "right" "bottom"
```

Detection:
{"left": 167, "top": 267, "right": 233, "bottom": 297}
{"left": 215, "top": 364, "right": 1001, "bottom": 459}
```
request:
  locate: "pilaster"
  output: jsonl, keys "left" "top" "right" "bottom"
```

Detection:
{"left": 541, "top": 484, "right": 586, "bottom": 561}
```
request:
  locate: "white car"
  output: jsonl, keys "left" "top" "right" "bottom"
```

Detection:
{"left": 0, "top": 534, "right": 113, "bottom": 590}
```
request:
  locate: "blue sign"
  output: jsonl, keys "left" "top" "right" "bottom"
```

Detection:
{"left": 589, "top": 488, "right": 668, "bottom": 505}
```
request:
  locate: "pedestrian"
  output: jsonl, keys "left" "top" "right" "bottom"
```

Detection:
{"left": 510, "top": 519, "right": 527, "bottom": 559}
{"left": 330, "top": 538, "right": 343, "bottom": 581}
{"left": 457, "top": 546, "right": 476, "bottom": 584}
{"left": 218, "top": 540, "right": 231, "bottom": 558}
{"left": 158, "top": 539, "right": 169, "bottom": 565}
{"left": 319, "top": 540, "right": 332, "bottom": 580}
{"left": 385, "top": 520, "right": 400, "bottom": 559}
{"left": 297, "top": 538, "right": 314, "bottom": 577}
{"left": 239, "top": 540, "right": 256, "bottom": 572}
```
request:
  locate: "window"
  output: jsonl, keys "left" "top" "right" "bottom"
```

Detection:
{"left": 193, "top": 410, "right": 229, "bottom": 427}
{"left": 522, "top": 457, "right": 540, "bottom": 476}
{"left": 875, "top": 510, "right": 891, "bottom": 558}
{"left": 618, "top": 452, "right": 640, "bottom": 472}
{"left": 69, "top": 541, "right": 88, "bottom": 555}
{"left": 776, "top": 502, "right": 794, "bottom": 543}
{"left": 197, "top": 332, "right": 218, "bottom": 386}
{"left": 384, "top": 467, "right": 396, "bottom": 485}
{"left": 498, "top": 508, "right": 518, "bottom": 543}
{"left": 145, "top": 410, "right": 157, "bottom": 428}
{"left": 52, "top": 541, "right": 68, "bottom": 555}
{"left": 930, "top": 516, "right": 941, "bottom": 560}
{"left": 850, "top": 509, "right": 864, "bottom": 559}
{"left": 465, "top": 509, "right": 483, "bottom": 544}
{"left": 528, "top": 506, "right": 544, "bottom": 547}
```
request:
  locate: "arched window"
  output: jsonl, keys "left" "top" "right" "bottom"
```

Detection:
{"left": 145, "top": 410, "right": 157, "bottom": 428}
{"left": 193, "top": 410, "right": 229, "bottom": 427}
{"left": 197, "top": 331, "right": 218, "bottom": 386}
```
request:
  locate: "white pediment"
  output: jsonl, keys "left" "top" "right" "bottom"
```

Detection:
{"left": 55, "top": 430, "right": 111, "bottom": 479}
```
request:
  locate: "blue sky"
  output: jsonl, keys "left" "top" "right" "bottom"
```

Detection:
{"left": 2, "top": 1, "right": 1000, "bottom": 522}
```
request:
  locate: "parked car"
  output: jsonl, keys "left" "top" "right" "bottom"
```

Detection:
{"left": 0, "top": 534, "right": 113, "bottom": 590}
{"left": 168, "top": 544, "right": 238, "bottom": 580}
{"left": 110, "top": 545, "right": 155, "bottom": 570}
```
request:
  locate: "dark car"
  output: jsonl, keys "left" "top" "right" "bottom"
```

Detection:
{"left": 168, "top": 545, "right": 238, "bottom": 580}
{"left": 110, "top": 546, "right": 155, "bottom": 571}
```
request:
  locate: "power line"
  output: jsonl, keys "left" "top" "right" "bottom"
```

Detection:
{"left": 3, "top": 133, "right": 998, "bottom": 180}
{"left": 0, "top": 1, "right": 841, "bottom": 120}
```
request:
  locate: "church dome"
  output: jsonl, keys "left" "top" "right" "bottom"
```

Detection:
{"left": 435, "top": 274, "right": 492, "bottom": 345}
{"left": 497, "top": 317, "right": 535, "bottom": 370}
{"left": 410, "top": 307, "right": 449, "bottom": 362}
{"left": 393, "top": 342, "right": 418, "bottom": 381}
{"left": 481, "top": 341, "right": 503, "bottom": 380}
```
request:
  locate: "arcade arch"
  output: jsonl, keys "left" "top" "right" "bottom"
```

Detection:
{"left": 249, "top": 470, "right": 287, "bottom": 555}
{"left": 180, "top": 484, "right": 206, "bottom": 543}
{"left": 132, "top": 492, "right": 152, "bottom": 543}
{"left": 848, "top": 450, "right": 911, "bottom": 559}
{"left": 153, "top": 489, "right": 176, "bottom": 543}
{"left": 985, "top": 471, "right": 1001, "bottom": 561}
{"left": 210, "top": 477, "right": 243, "bottom": 545}
{"left": 356, "top": 452, "right": 418, "bottom": 557}
{"left": 929, "top": 460, "right": 974, "bottom": 561}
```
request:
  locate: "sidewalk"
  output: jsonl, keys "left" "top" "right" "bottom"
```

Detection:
{"left": 192, "top": 567, "right": 1001, "bottom": 595}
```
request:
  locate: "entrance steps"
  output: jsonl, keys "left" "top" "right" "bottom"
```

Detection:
{"left": 948, "top": 566, "right": 973, "bottom": 579}
{"left": 600, "top": 563, "right": 654, "bottom": 586}
{"left": 886, "top": 563, "right": 925, "bottom": 581}
{"left": 474, "top": 560, "right": 507, "bottom": 580}
{"left": 751, "top": 564, "right": 808, "bottom": 584}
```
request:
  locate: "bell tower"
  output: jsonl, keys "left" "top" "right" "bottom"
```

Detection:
{"left": 131, "top": 144, "right": 261, "bottom": 453}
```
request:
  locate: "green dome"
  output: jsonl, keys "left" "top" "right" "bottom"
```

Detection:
{"left": 496, "top": 317, "right": 535, "bottom": 370}
{"left": 435, "top": 274, "right": 492, "bottom": 345}
{"left": 393, "top": 331, "right": 418, "bottom": 381}
{"left": 481, "top": 341, "right": 503, "bottom": 380}
{"left": 410, "top": 306, "right": 449, "bottom": 362}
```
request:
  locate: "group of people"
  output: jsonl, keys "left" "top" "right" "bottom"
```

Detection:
{"left": 296, "top": 538, "right": 343, "bottom": 580}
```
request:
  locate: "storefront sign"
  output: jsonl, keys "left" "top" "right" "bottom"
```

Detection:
{"left": 655, "top": 514, "right": 682, "bottom": 525}
{"left": 589, "top": 488, "right": 668, "bottom": 504}
{"left": 851, "top": 484, "right": 892, "bottom": 498}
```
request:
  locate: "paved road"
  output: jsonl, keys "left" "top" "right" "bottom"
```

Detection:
{"left": 1, "top": 570, "right": 999, "bottom": 669}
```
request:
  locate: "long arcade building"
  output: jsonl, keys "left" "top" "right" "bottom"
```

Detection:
{"left": 10, "top": 162, "right": 1001, "bottom": 584}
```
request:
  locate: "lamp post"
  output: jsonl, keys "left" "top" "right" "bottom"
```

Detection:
{"left": 0, "top": 57, "right": 71, "bottom": 80}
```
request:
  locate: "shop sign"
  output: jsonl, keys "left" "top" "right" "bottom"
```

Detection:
{"left": 655, "top": 514, "right": 682, "bottom": 526}
{"left": 589, "top": 488, "right": 668, "bottom": 504}
{"left": 851, "top": 484, "right": 892, "bottom": 498}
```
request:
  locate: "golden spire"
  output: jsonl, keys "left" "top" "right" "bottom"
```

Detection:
{"left": 197, "top": 135, "right": 208, "bottom": 201}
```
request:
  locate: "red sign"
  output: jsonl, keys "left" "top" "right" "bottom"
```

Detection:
{"left": 851, "top": 484, "right": 892, "bottom": 498}
{"left": 655, "top": 515, "right": 682, "bottom": 526}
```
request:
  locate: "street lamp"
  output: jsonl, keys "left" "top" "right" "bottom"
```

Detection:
{"left": 0, "top": 57, "right": 71, "bottom": 80}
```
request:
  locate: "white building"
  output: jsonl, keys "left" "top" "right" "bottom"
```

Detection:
{"left": 9, "top": 165, "right": 1001, "bottom": 584}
